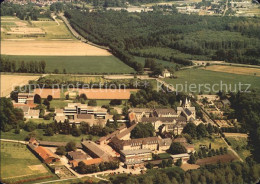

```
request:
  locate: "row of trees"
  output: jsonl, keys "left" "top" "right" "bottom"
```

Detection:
{"left": 0, "top": 58, "right": 46, "bottom": 73}
{"left": 77, "top": 161, "right": 119, "bottom": 174}
{"left": 110, "top": 161, "right": 260, "bottom": 184}
{"left": 182, "top": 122, "right": 219, "bottom": 139}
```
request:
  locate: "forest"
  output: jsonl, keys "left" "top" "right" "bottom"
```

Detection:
{"left": 64, "top": 9, "right": 260, "bottom": 73}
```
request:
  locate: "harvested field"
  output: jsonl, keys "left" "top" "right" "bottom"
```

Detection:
{"left": 1, "top": 40, "right": 111, "bottom": 56}
{"left": 66, "top": 89, "right": 138, "bottom": 100}
{"left": 196, "top": 154, "right": 238, "bottom": 165}
{"left": 203, "top": 65, "right": 260, "bottom": 77}
{"left": 34, "top": 88, "right": 61, "bottom": 99}
{"left": 223, "top": 133, "right": 248, "bottom": 138}
{"left": 181, "top": 164, "right": 200, "bottom": 171}
{"left": 0, "top": 74, "right": 41, "bottom": 97}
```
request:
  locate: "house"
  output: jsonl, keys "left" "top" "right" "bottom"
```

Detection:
{"left": 81, "top": 141, "right": 112, "bottom": 162}
{"left": 120, "top": 149, "right": 152, "bottom": 168}
{"left": 170, "top": 153, "right": 190, "bottom": 163}
{"left": 18, "top": 93, "right": 34, "bottom": 103}
{"left": 71, "top": 158, "right": 103, "bottom": 168}
{"left": 129, "top": 108, "right": 153, "bottom": 122}
{"left": 162, "top": 69, "right": 171, "bottom": 78}
{"left": 152, "top": 108, "right": 178, "bottom": 118}
{"left": 67, "top": 151, "right": 88, "bottom": 161}
{"left": 141, "top": 116, "right": 187, "bottom": 134}
{"left": 33, "top": 146, "right": 60, "bottom": 164}
{"left": 177, "top": 98, "right": 196, "bottom": 122}
{"left": 110, "top": 136, "right": 172, "bottom": 152}
{"left": 16, "top": 106, "right": 39, "bottom": 119}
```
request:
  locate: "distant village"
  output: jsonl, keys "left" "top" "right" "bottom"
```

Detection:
{"left": 5, "top": 0, "right": 260, "bottom": 17}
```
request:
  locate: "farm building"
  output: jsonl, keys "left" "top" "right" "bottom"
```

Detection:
{"left": 33, "top": 146, "right": 60, "bottom": 164}
{"left": 18, "top": 93, "right": 34, "bottom": 103}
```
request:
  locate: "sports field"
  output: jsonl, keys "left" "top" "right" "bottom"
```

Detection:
{"left": 3, "top": 55, "right": 135, "bottom": 74}
{"left": 163, "top": 68, "right": 260, "bottom": 94}
{"left": 0, "top": 141, "right": 57, "bottom": 183}
{"left": 203, "top": 65, "right": 260, "bottom": 77}
{"left": 0, "top": 74, "right": 41, "bottom": 97}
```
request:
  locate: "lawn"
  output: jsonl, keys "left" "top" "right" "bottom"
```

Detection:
{"left": 0, "top": 141, "right": 57, "bottom": 183}
{"left": 192, "top": 136, "right": 227, "bottom": 151}
{"left": 50, "top": 99, "right": 72, "bottom": 109}
{"left": 27, "top": 118, "right": 54, "bottom": 124}
{"left": 3, "top": 55, "right": 135, "bottom": 74}
{"left": 158, "top": 153, "right": 171, "bottom": 159}
{"left": 226, "top": 137, "right": 251, "bottom": 161}
{"left": 31, "top": 19, "right": 75, "bottom": 40}
{"left": 163, "top": 68, "right": 260, "bottom": 94}
{"left": 1, "top": 129, "right": 100, "bottom": 143}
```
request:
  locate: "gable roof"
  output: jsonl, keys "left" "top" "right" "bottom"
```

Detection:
{"left": 34, "top": 146, "right": 59, "bottom": 161}
{"left": 154, "top": 108, "right": 177, "bottom": 115}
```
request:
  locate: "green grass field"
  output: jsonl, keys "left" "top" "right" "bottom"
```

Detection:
{"left": 1, "top": 129, "right": 100, "bottom": 142}
{"left": 226, "top": 137, "right": 251, "bottom": 161}
{"left": 0, "top": 142, "right": 57, "bottom": 183}
{"left": 27, "top": 118, "right": 54, "bottom": 124}
{"left": 3, "top": 55, "right": 135, "bottom": 74}
{"left": 1, "top": 16, "right": 74, "bottom": 40}
{"left": 193, "top": 136, "right": 227, "bottom": 151}
{"left": 50, "top": 99, "right": 72, "bottom": 109}
{"left": 163, "top": 68, "right": 260, "bottom": 94}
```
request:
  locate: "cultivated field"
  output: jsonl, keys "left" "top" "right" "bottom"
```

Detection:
{"left": 196, "top": 153, "right": 238, "bottom": 165}
{"left": 0, "top": 141, "right": 56, "bottom": 183}
{"left": 203, "top": 65, "right": 260, "bottom": 77}
{"left": 1, "top": 16, "right": 111, "bottom": 56}
{"left": 0, "top": 74, "right": 41, "bottom": 97}
{"left": 164, "top": 68, "right": 260, "bottom": 93}
{"left": 1, "top": 40, "right": 111, "bottom": 56}
{"left": 4, "top": 55, "right": 135, "bottom": 74}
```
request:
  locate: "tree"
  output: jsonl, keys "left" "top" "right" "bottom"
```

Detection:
{"left": 43, "top": 99, "right": 50, "bottom": 107}
{"left": 45, "top": 126, "right": 54, "bottom": 136}
{"left": 182, "top": 123, "right": 197, "bottom": 138}
{"left": 168, "top": 142, "right": 187, "bottom": 155}
{"left": 131, "top": 123, "right": 155, "bottom": 138}
{"left": 24, "top": 121, "right": 37, "bottom": 132}
{"left": 188, "top": 153, "right": 196, "bottom": 164}
{"left": 175, "top": 158, "right": 182, "bottom": 166}
{"left": 196, "top": 123, "right": 208, "bottom": 138}
{"left": 56, "top": 146, "right": 66, "bottom": 155}
{"left": 65, "top": 141, "right": 76, "bottom": 152}
{"left": 47, "top": 95, "right": 53, "bottom": 101}
{"left": 34, "top": 94, "right": 41, "bottom": 104}
{"left": 88, "top": 100, "right": 97, "bottom": 106}
{"left": 110, "top": 99, "right": 122, "bottom": 106}
{"left": 146, "top": 162, "right": 154, "bottom": 169}
{"left": 65, "top": 94, "right": 69, "bottom": 100}
{"left": 80, "top": 93, "right": 87, "bottom": 100}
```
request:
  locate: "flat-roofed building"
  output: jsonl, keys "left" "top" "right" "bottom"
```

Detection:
{"left": 170, "top": 153, "right": 190, "bottom": 163}
{"left": 18, "top": 93, "right": 34, "bottom": 103}
{"left": 120, "top": 149, "right": 152, "bottom": 168}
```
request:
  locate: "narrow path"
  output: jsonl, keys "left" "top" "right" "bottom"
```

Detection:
{"left": 221, "top": 137, "right": 243, "bottom": 162}
{"left": 51, "top": 14, "right": 60, "bottom": 26}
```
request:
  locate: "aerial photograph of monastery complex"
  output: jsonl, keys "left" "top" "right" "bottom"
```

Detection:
{"left": 0, "top": 0, "right": 260, "bottom": 183}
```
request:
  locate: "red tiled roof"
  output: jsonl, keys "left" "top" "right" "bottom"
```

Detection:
{"left": 34, "top": 146, "right": 59, "bottom": 161}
